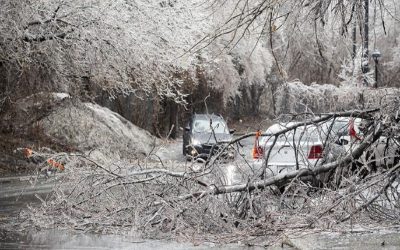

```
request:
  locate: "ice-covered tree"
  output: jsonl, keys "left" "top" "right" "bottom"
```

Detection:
{"left": 204, "top": 0, "right": 400, "bottom": 87}
{"left": 0, "top": 0, "right": 275, "bottom": 105}
{"left": 0, "top": 0, "right": 211, "bottom": 102}
{"left": 338, "top": 48, "right": 375, "bottom": 87}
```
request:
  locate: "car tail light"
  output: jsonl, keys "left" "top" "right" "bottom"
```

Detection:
{"left": 252, "top": 146, "right": 264, "bottom": 159}
{"left": 308, "top": 145, "right": 323, "bottom": 159}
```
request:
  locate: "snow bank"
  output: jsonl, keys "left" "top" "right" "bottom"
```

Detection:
{"left": 39, "top": 99, "right": 156, "bottom": 162}
{"left": 52, "top": 93, "right": 70, "bottom": 100}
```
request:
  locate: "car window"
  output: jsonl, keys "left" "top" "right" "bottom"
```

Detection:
{"left": 262, "top": 118, "right": 365, "bottom": 146}
{"left": 263, "top": 125, "right": 321, "bottom": 145}
{"left": 331, "top": 121, "right": 349, "bottom": 137}
{"left": 326, "top": 118, "right": 364, "bottom": 138}
{"left": 193, "top": 119, "right": 228, "bottom": 134}
{"left": 278, "top": 126, "right": 319, "bottom": 142}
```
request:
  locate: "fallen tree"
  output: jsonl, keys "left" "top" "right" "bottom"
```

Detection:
{"left": 7, "top": 104, "right": 400, "bottom": 244}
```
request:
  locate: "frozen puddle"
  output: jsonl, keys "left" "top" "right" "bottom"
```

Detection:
{"left": 288, "top": 230, "right": 400, "bottom": 250}
{"left": 0, "top": 229, "right": 274, "bottom": 250}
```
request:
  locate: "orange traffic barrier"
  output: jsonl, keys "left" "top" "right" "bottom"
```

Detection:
{"left": 252, "top": 130, "right": 264, "bottom": 159}
{"left": 23, "top": 148, "right": 33, "bottom": 158}
{"left": 47, "top": 159, "right": 65, "bottom": 171}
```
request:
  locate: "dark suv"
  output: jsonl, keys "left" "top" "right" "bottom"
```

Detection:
{"left": 183, "top": 114, "right": 235, "bottom": 158}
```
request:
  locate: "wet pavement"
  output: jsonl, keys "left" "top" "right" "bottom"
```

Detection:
{"left": 288, "top": 230, "right": 400, "bottom": 250}
{"left": 0, "top": 172, "right": 273, "bottom": 250}
{"left": 0, "top": 230, "right": 271, "bottom": 250}
{"left": 0, "top": 174, "right": 57, "bottom": 218}
{"left": 1, "top": 138, "right": 400, "bottom": 249}
{"left": 0, "top": 138, "right": 270, "bottom": 250}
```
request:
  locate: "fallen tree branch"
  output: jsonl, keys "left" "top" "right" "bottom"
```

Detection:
{"left": 340, "top": 173, "right": 397, "bottom": 223}
{"left": 208, "top": 108, "right": 380, "bottom": 167}
{"left": 127, "top": 168, "right": 191, "bottom": 178}
{"left": 127, "top": 168, "right": 209, "bottom": 187}
{"left": 23, "top": 30, "right": 73, "bottom": 43}
{"left": 314, "top": 162, "right": 400, "bottom": 222}
{"left": 155, "top": 122, "right": 383, "bottom": 205}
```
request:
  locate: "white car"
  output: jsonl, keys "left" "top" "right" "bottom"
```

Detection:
{"left": 332, "top": 117, "right": 399, "bottom": 168}
{"left": 252, "top": 121, "right": 341, "bottom": 178}
{"left": 252, "top": 117, "right": 399, "bottom": 180}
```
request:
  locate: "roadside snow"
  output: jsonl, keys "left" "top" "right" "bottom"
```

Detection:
{"left": 52, "top": 93, "right": 70, "bottom": 100}
{"left": 40, "top": 100, "right": 156, "bottom": 163}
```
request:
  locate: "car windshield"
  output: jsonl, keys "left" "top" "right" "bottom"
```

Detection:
{"left": 193, "top": 119, "right": 228, "bottom": 134}
{"left": 331, "top": 121, "right": 349, "bottom": 137}
{"left": 277, "top": 126, "right": 320, "bottom": 143}
{"left": 264, "top": 124, "right": 321, "bottom": 144}
{"left": 262, "top": 118, "right": 363, "bottom": 145}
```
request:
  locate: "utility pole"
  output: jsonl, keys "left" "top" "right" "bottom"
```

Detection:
{"left": 352, "top": 13, "right": 357, "bottom": 75}
{"left": 372, "top": 50, "right": 381, "bottom": 88}
{"left": 362, "top": 0, "right": 369, "bottom": 86}
{"left": 352, "top": 22, "right": 357, "bottom": 61}
{"left": 352, "top": 1, "right": 357, "bottom": 61}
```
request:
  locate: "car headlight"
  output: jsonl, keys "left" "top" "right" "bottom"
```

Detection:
{"left": 191, "top": 138, "right": 201, "bottom": 145}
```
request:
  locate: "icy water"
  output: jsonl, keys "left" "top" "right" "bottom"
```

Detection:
{"left": 2, "top": 174, "right": 399, "bottom": 250}
{"left": 0, "top": 172, "right": 279, "bottom": 249}
{"left": 288, "top": 231, "right": 400, "bottom": 250}
{"left": 0, "top": 230, "right": 267, "bottom": 250}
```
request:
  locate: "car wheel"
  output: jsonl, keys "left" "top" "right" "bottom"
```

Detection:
{"left": 183, "top": 145, "right": 193, "bottom": 161}
{"left": 182, "top": 143, "right": 186, "bottom": 156}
